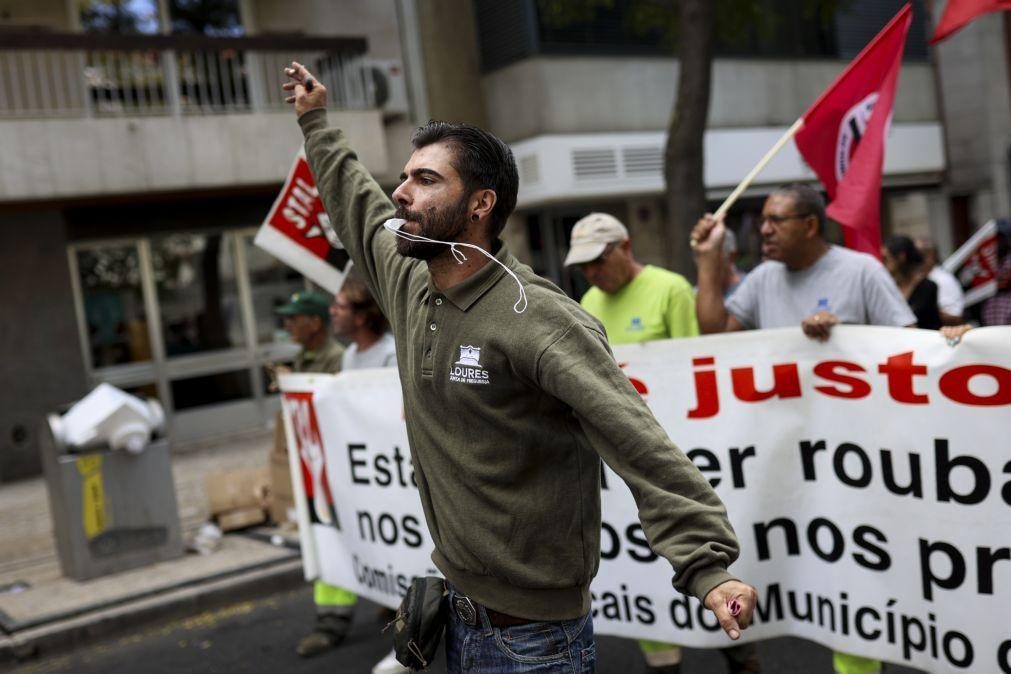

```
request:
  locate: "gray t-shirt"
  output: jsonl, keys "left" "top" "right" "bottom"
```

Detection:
{"left": 725, "top": 245, "right": 916, "bottom": 329}
{"left": 341, "top": 331, "right": 397, "bottom": 370}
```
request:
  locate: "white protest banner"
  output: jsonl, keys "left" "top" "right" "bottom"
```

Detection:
{"left": 254, "top": 149, "right": 351, "bottom": 293}
{"left": 280, "top": 326, "right": 1011, "bottom": 674}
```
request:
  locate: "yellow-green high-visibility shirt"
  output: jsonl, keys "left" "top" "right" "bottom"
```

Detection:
{"left": 580, "top": 265, "right": 699, "bottom": 344}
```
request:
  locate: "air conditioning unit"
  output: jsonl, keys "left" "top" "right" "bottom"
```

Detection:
{"left": 365, "top": 58, "right": 410, "bottom": 118}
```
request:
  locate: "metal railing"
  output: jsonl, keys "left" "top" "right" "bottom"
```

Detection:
{"left": 0, "top": 32, "right": 374, "bottom": 118}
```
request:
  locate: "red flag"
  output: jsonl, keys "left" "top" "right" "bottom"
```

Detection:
{"left": 794, "top": 3, "right": 912, "bottom": 258}
{"left": 930, "top": 0, "right": 1011, "bottom": 44}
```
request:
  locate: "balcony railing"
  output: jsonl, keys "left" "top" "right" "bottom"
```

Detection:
{"left": 0, "top": 31, "right": 376, "bottom": 118}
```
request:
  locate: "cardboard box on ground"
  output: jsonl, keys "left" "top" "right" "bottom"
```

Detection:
{"left": 205, "top": 466, "right": 270, "bottom": 531}
{"left": 202, "top": 413, "right": 297, "bottom": 531}
{"left": 216, "top": 504, "right": 268, "bottom": 531}
{"left": 269, "top": 411, "right": 296, "bottom": 526}
{"left": 269, "top": 453, "right": 296, "bottom": 526}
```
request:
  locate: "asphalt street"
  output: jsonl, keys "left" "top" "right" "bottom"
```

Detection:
{"left": 8, "top": 586, "right": 925, "bottom": 674}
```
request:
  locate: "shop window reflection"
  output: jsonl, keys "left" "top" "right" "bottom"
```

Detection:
{"left": 244, "top": 236, "right": 306, "bottom": 345}
{"left": 153, "top": 233, "right": 245, "bottom": 356}
{"left": 171, "top": 369, "right": 253, "bottom": 410}
{"left": 75, "top": 245, "right": 151, "bottom": 369}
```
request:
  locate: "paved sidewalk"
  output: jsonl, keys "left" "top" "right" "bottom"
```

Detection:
{"left": 0, "top": 428, "right": 306, "bottom": 663}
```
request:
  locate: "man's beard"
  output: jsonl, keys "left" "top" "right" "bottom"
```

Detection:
{"left": 394, "top": 197, "right": 470, "bottom": 261}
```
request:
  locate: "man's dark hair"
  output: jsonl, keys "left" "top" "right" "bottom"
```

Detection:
{"left": 772, "top": 183, "right": 827, "bottom": 234}
{"left": 411, "top": 121, "right": 519, "bottom": 239}
{"left": 342, "top": 274, "right": 389, "bottom": 336}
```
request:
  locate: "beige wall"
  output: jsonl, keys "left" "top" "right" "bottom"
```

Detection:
{"left": 0, "top": 110, "right": 386, "bottom": 201}
{"left": 482, "top": 57, "right": 939, "bottom": 143}
{"left": 248, "top": 0, "right": 403, "bottom": 61}
{"left": 0, "top": 0, "right": 72, "bottom": 30}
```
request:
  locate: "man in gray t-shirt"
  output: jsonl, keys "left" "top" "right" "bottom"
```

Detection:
{"left": 693, "top": 183, "right": 914, "bottom": 339}
{"left": 692, "top": 183, "right": 912, "bottom": 674}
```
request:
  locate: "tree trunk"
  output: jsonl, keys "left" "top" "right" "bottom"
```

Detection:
{"left": 664, "top": 0, "right": 714, "bottom": 279}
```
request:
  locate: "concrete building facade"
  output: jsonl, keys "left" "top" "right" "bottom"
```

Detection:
{"left": 0, "top": 0, "right": 1006, "bottom": 480}
{"left": 468, "top": 0, "right": 960, "bottom": 296}
{"left": 0, "top": 0, "right": 423, "bottom": 480}
{"left": 931, "top": 1, "right": 1011, "bottom": 242}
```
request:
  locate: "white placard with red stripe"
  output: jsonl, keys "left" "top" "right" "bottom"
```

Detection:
{"left": 254, "top": 148, "right": 351, "bottom": 293}
{"left": 280, "top": 326, "right": 1011, "bottom": 674}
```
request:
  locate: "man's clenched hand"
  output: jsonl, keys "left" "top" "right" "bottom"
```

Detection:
{"left": 283, "top": 61, "right": 327, "bottom": 117}
{"left": 703, "top": 580, "right": 758, "bottom": 640}
{"left": 801, "top": 311, "right": 839, "bottom": 342}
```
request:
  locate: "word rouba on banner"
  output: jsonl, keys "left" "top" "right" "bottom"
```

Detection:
{"left": 798, "top": 437, "right": 1011, "bottom": 506}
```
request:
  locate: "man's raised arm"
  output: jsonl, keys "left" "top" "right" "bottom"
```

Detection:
{"left": 283, "top": 62, "right": 399, "bottom": 305}
{"left": 692, "top": 215, "right": 741, "bottom": 334}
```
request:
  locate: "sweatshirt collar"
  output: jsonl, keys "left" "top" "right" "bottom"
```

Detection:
{"left": 434, "top": 241, "right": 511, "bottom": 312}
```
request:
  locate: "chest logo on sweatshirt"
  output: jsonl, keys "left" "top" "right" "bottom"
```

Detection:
{"left": 449, "top": 345, "right": 490, "bottom": 385}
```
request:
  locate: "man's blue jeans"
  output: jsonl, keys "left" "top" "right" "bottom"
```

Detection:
{"left": 445, "top": 590, "right": 595, "bottom": 673}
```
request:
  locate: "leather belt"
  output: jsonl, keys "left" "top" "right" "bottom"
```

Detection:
{"left": 452, "top": 594, "right": 534, "bottom": 628}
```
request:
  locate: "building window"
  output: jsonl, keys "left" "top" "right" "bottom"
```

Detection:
{"left": 80, "top": 0, "right": 244, "bottom": 35}
{"left": 152, "top": 233, "right": 244, "bottom": 357}
{"left": 80, "top": 0, "right": 162, "bottom": 34}
{"left": 168, "top": 0, "right": 243, "bottom": 36}
{"left": 243, "top": 235, "right": 308, "bottom": 346}
{"left": 475, "top": 0, "right": 927, "bottom": 73}
{"left": 74, "top": 244, "right": 152, "bottom": 369}
{"left": 170, "top": 369, "right": 253, "bottom": 410}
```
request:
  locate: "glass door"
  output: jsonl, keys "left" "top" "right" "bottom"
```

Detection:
{"left": 68, "top": 238, "right": 166, "bottom": 405}
{"left": 69, "top": 228, "right": 310, "bottom": 445}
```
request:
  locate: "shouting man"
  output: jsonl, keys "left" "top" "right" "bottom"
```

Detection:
{"left": 284, "top": 62, "right": 756, "bottom": 673}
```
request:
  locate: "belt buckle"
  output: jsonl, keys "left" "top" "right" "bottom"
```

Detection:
{"left": 453, "top": 595, "right": 478, "bottom": 626}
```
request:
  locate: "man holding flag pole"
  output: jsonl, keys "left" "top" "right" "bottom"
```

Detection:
{"left": 693, "top": 3, "right": 914, "bottom": 260}
{"left": 693, "top": 5, "right": 920, "bottom": 673}
{"left": 694, "top": 4, "right": 916, "bottom": 336}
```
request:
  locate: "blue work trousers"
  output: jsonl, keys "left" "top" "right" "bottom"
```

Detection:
{"left": 445, "top": 591, "right": 595, "bottom": 673}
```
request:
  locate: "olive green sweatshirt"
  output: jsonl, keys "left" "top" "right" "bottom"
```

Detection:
{"left": 300, "top": 109, "right": 739, "bottom": 620}
{"left": 293, "top": 336, "right": 344, "bottom": 374}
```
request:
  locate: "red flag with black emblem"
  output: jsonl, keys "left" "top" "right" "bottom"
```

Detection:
{"left": 793, "top": 3, "right": 912, "bottom": 258}
{"left": 930, "top": 0, "right": 1011, "bottom": 44}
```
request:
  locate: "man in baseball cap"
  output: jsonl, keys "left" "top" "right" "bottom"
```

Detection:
{"left": 563, "top": 212, "right": 630, "bottom": 269}
{"left": 565, "top": 212, "right": 698, "bottom": 344}
{"left": 274, "top": 290, "right": 344, "bottom": 375}
{"left": 567, "top": 215, "right": 760, "bottom": 673}
{"left": 274, "top": 289, "right": 351, "bottom": 658}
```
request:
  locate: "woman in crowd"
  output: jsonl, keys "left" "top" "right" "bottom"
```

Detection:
{"left": 881, "top": 235, "right": 942, "bottom": 330}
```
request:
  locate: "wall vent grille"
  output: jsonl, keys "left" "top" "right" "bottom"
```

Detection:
{"left": 572, "top": 148, "right": 618, "bottom": 180}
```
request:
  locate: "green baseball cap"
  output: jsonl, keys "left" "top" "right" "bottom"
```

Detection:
{"left": 274, "top": 290, "right": 331, "bottom": 319}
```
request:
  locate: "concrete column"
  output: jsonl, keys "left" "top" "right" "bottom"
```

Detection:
{"left": 0, "top": 210, "right": 89, "bottom": 481}
{"left": 414, "top": 0, "right": 486, "bottom": 126}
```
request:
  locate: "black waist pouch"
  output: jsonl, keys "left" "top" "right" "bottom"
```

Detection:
{"left": 389, "top": 576, "right": 448, "bottom": 670}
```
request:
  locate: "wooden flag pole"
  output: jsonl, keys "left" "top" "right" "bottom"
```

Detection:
{"left": 712, "top": 117, "right": 806, "bottom": 220}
